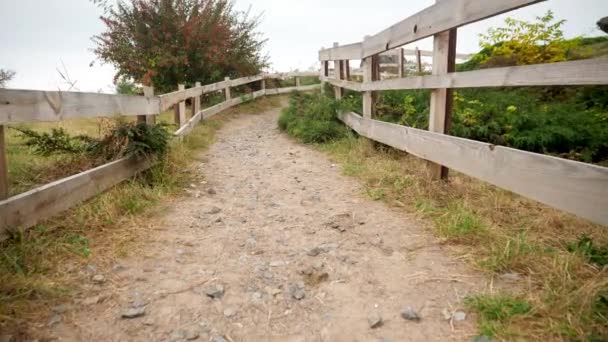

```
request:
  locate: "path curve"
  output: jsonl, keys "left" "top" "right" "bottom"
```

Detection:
{"left": 42, "top": 100, "right": 482, "bottom": 341}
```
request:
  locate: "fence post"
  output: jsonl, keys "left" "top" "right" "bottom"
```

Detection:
{"left": 362, "top": 37, "right": 379, "bottom": 119}
{"left": 261, "top": 76, "right": 266, "bottom": 95}
{"left": 137, "top": 86, "right": 155, "bottom": 125}
{"left": 427, "top": 29, "right": 457, "bottom": 180}
{"left": 0, "top": 125, "right": 7, "bottom": 200}
{"left": 398, "top": 48, "right": 405, "bottom": 78}
{"left": 192, "top": 82, "right": 201, "bottom": 117}
{"left": 295, "top": 76, "right": 301, "bottom": 87}
{"left": 321, "top": 60, "right": 329, "bottom": 94}
{"left": 174, "top": 84, "right": 186, "bottom": 127}
{"left": 332, "top": 42, "right": 344, "bottom": 100}
{"left": 415, "top": 47, "right": 423, "bottom": 74}
{"left": 224, "top": 77, "right": 232, "bottom": 101}
{"left": 345, "top": 60, "right": 351, "bottom": 80}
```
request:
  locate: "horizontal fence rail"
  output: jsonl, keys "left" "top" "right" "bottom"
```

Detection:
{"left": 0, "top": 72, "right": 321, "bottom": 240}
{"left": 322, "top": 58, "right": 608, "bottom": 91}
{"left": 0, "top": 89, "right": 160, "bottom": 124}
{"left": 319, "top": 0, "right": 608, "bottom": 226}
{"left": 340, "top": 112, "right": 608, "bottom": 225}
{"left": 319, "top": 0, "right": 545, "bottom": 61}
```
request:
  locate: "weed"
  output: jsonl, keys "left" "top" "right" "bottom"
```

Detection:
{"left": 436, "top": 203, "right": 488, "bottom": 242}
{"left": 465, "top": 293, "right": 532, "bottom": 337}
{"left": 0, "top": 96, "right": 280, "bottom": 333}
{"left": 567, "top": 235, "right": 608, "bottom": 266}
{"left": 280, "top": 92, "right": 608, "bottom": 340}
{"left": 278, "top": 90, "right": 349, "bottom": 144}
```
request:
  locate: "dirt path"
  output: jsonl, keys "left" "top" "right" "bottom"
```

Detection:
{"left": 40, "top": 101, "right": 483, "bottom": 341}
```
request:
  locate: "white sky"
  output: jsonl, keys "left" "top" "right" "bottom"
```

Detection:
{"left": 0, "top": 0, "right": 606, "bottom": 93}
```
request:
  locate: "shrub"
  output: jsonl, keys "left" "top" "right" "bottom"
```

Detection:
{"left": 479, "top": 10, "right": 583, "bottom": 67}
{"left": 369, "top": 87, "right": 608, "bottom": 164}
{"left": 13, "top": 121, "right": 172, "bottom": 163}
{"left": 278, "top": 91, "right": 350, "bottom": 144}
{"left": 92, "top": 0, "right": 268, "bottom": 92}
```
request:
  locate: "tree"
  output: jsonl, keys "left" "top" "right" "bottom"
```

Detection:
{"left": 92, "top": 0, "right": 268, "bottom": 93}
{"left": 0, "top": 69, "right": 15, "bottom": 88}
{"left": 478, "top": 11, "right": 580, "bottom": 67}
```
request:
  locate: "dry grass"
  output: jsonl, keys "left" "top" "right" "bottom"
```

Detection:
{"left": 319, "top": 136, "right": 608, "bottom": 340}
{"left": 0, "top": 95, "right": 282, "bottom": 335}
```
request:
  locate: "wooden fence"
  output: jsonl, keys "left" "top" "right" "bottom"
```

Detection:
{"left": 0, "top": 72, "right": 320, "bottom": 239}
{"left": 318, "top": 0, "right": 608, "bottom": 226}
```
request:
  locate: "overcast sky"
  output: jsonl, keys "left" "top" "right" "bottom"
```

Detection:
{"left": 0, "top": 0, "right": 606, "bottom": 93}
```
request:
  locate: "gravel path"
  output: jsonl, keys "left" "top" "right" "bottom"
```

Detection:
{"left": 40, "top": 100, "right": 482, "bottom": 341}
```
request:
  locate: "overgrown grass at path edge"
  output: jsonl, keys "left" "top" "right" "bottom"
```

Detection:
{"left": 0, "top": 96, "right": 283, "bottom": 335}
{"left": 278, "top": 90, "right": 608, "bottom": 340}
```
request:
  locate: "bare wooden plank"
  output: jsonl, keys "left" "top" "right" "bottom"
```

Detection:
{"left": 416, "top": 47, "right": 423, "bottom": 73}
{"left": 266, "top": 71, "right": 320, "bottom": 78}
{"left": 345, "top": 60, "right": 351, "bottom": 80}
{"left": 175, "top": 90, "right": 266, "bottom": 138}
{"left": 0, "top": 125, "right": 7, "bottom": 200}
{"left": 382, "top": 48, "right": 471, "bottom": 60}
{"left": 428, "top": 29, "right": 457, "bottom": 180}
{"left": 339, "top": 112, "right": 608, "bottom": 226}
{"left": 333, "top": 43, "right": 344, "bottom": 100}
{"left": 0, "top": 156, "right": 155, "bottom": 239}
{"left": 0, "top": 89, "right": 161, "bottom": 124}
{"left": 319, "top": 77, "right": 363, "bottom": 91}
{"left": 192, "top": 82, "right": 201, "bottom": 119}
{"left": 361, "top": 58, "right": 608, "bottom": 91}
{"left": 317, "top": 1, "right": 541, "bottom": 61}
{"left": 398, "top": 48, "right": 405, "bottom": 78}
{"left": 224, "top": 77, "right": 232, "bottom": 101}
{"left": 362, "top": 0, "right": 544, "bottom": 58}
{"left": 159, "top": 88, "right": 200, "bottom": 112}
{"left": 362, "top": 51, "right": 380, "bottom": 119}
{"left": 174, "top": 84, "right": 186, "bottom": 127}
{"left": 159, "top": 75, "right": 263, "bottom": 111}
{"left": 319, "top": 42, "right": 363, "bottom": 61}
{"left": 137, "top": 86, "right": 156, "bottom": 124}
{"left": 265, "top": 85, "right": 321, "bottom": 95}
{"left": 230, "top": 75, "right": 264, "bottom": 87}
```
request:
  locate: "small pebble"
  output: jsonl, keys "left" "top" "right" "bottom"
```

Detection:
{"left": 289, "top": 282, "right": 305, "bottom": 300}
{"left": 48, "top": 314, "right": 62, "bottom": 326}
{"left": 367, "top": 311, "right": 383, "bottom": 329}
{"left": 453, "top": 311, "right": 467, "bottom": 322}
{"left": 223, "top": 307, "right": 237, "bottom": 318}
{"left": 121, "top": 307, "right": 146, "bottom": 319}
{"left": 92, "top": 274, "right": 106, "bottom": 284}
{"left": 205, "top": 284, "right": 225, "bottom": 299}
{"left": 400, "top": 306, "right": 421, "bottom": 321}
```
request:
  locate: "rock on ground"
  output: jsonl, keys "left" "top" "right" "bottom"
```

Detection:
{"left": 30, "top": 99, "right": 483, "bottom": 341}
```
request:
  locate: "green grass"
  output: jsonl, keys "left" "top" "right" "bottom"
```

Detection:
{"left": 465, "top": 293, "right": 532, "bottom": 338}
{"left": 0, "top": 95, "right": 282, "bottom": 334}
{"left": 436, "top": 203, "right": 488, "bottom": 242}
{"left": 280, "top": 91, "right": 608, "bottom": 340}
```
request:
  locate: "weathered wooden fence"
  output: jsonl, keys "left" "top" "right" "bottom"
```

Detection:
{"left": 0, "top": 72, "right": 320, "bottom": 239}
{"left": 319, "top": 0, "right": 608, "bottom": 226}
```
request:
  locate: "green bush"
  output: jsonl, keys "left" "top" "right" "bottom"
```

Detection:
{"left": 371, "top": 87, "right": 608, "bottom": 163}
{"left": 13, "top": 121, "right": 172, "bottom": 162}
{"left": 278, "top": 91, "right": 350, "bottom": 144}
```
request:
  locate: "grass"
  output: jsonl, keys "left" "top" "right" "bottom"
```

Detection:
{"left": 323, "top": 137, "right": 608, "bottom": 340}
{"left": 278, "top": 91, "right": 608, "bottom": 340}
{"left": 319, "top": 136, "right": 608, "bottom": 340}
{"left": 465, "top": 293, "right": 533, "bottom": 338}
{"left": 0, "top": 95, "right": 282, "bottom": 334}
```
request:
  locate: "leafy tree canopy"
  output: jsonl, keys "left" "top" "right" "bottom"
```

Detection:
{"left": 92, "top": 0, "right": 268, "bottom": 93}
{"left": 476, "top": 10, "right": 582, "bottom": 67}
{"left": 0, "top": 69, "right": 15, "bottom": 88}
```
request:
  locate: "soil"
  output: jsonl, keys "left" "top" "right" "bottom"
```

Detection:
{"left": 34, "top": 100, "right": 484, "bottom": 341}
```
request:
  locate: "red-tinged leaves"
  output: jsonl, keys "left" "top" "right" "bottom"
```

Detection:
{"left": 93, "top": 0, "right": 267, "bottom": 92}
